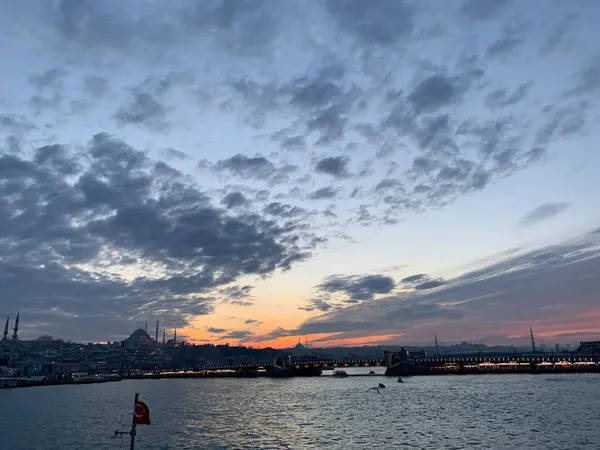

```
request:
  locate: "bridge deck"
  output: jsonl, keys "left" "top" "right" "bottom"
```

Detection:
{"left": 200, "top": 354, "right": 599, "bottom": 373}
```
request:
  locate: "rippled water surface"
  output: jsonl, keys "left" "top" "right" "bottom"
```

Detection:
{"left": 1, "top": 371, "right": 599, "bottom": 449}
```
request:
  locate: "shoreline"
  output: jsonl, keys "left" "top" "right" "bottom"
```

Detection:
{"left": 2, "top": 367, "right": 599, "bottom": 390}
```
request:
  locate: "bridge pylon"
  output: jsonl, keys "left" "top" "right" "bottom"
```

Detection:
{"left": 384, "top": 348, "right": 416, "bottom": 376}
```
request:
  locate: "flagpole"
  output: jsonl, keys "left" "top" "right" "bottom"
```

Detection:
{"left": 130, "top": 393, "right": 139, "bottom": 450}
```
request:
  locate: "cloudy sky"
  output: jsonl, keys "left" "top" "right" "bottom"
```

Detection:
{"left": 1, "top": 0, "right": 599, "bottom": 347}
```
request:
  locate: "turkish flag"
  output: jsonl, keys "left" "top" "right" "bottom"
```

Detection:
{"left": 134, "top": 401, "right": 151, "bottom": 425}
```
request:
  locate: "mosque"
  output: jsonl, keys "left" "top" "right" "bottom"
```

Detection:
{"left": 2, "top": 313, "right": 178, "bottom": 347}
{"left": 120, "top": 319, "right": 178, "bottom": 349}
{"left": 2, "top": 312, "right": 19, "bottom": 341}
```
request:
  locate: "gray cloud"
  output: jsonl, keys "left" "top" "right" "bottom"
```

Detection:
{"left": 221, "top": 330, "right": 254, "bottom": 340}
{"left": 485, "top": 81, "right": 532, "bottom": 109}
{"left": 314, "top": 156, "right": 350, "bottom": 178}
{"left": 221, "top": 285, "right": 254, "bottom": 300}
{"left": 263, "top": 202, "right": 308, "bottom": 219}
{"left": 407, "top": 75, "right": 459, "bottom": 113}
{"left": 263, "top": 228, "right": 600, "bottom": 341}
{"left": 206, "top": 327, "right": 227, "bottom": 334}
{"left": 519, "top": 202, "right": 570, "bottom": 226}
{"left": 244, "top": 319, "right": 262, "bottom": 325}
{"left": 298, "top": 298, "right": 335, "bottom": 312}
{"left": 486, "top": 31, "right": 524, "bottom": 58}
{"left": 213, "top": 154, "right": 276, "bottom": 180}
{"left": 0, "top": 134, "right": 311, "bottom": 341}
{"left": 317, "top": 274, "right": 396, "bottom": 303}
{"left": 309, "top": 187, "right": 340, "bottom": 200}
{"left": 221, "top": 191, "right": 249, "bottom": 208}
{"left": 401, "top": 273, "right": 446, "bottom": 290}
{"left": 114, "top": 91, "right": 168, "bottom": 129}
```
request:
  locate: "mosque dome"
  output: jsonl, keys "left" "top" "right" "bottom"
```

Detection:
{"left": 125, "top": 328, "right": 152, "bottom": 343}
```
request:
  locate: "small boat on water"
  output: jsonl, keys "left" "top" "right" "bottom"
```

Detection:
{"left": 332, "top": 370, "right": 348, "bottom": 378}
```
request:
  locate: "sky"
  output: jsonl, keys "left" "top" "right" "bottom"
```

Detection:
{"left": 1, "top": 0, "right": 600, "bottom": 348}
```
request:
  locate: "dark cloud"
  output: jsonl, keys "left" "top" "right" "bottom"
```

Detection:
{"left": 401, "top": 273, "right": 429, "bottom": 284}
{"left": 519, "top": 202, "right": 570, "bottom": 226}
{"left": 326, "top": 0, "right": 414, "bottom": 45}
{"left": 309, "top": 187, "right": 340, "bottom": 200}
{"left": 298, "top": 298, "right": 335, "bottom": 312}
{"left": 414, "top": 279, "right": 446, "bottom": 290}
{"left": 263, "top": 202, "right": 308, "bottom": 219}
{"left": 206, "top": 327, "right": 227, "bottom": 334}
{"left": 221, "top": 191, "right": 249, "bottom": 208}
{"left": 0, "top": 133, "right": 311, "bottom": 341}
{"left": 244, "top": 319, "right": 262, "bottom": 325}
{"left": 114, "top": 91, "right": 168, "bottom": 128}
{"left": 485, "top": 82, "right": 532, "bottom": 109}
{"left": 221, "top": 285, "right": 254, "bottom": 300}
{"left": 221, "top": 330, "right": 254, "bottom": 340}
{"left": 265, "top": 229, "right": 600, "bottom": 341}
{"left": 213, "top": 154, "right": 276, "bottom": 180}
{"left": 486, "top": 32, "right": 523, "bottom": 58}
{"left": 0, "top": 115, "right": 36, "bottom": 137}
{"left": 159, "top": 148, "right": 189, "bottom": 161}
{"left": 314, "top": 156, "right": 350, "bottom": 178}
{"left": 407, "top": 75, "right": 459, "bottom": 113}
{"left": 401, "top": 273, "right": 446, "bottom": 290}
{"left": 318, "top": 274, "right": 395, "bottom": 302}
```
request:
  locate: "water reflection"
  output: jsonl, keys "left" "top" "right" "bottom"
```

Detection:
{"left": 0, "top": 374, "right": 598, "bottom": 449}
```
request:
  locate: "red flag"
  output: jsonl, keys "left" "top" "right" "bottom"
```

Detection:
{"left": 134, "top": 401, "right": 151, "bottom": 425}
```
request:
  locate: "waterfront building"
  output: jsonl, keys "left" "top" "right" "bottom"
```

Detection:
{"left": 578, "top": 341, "right": 600, "bottom": 354}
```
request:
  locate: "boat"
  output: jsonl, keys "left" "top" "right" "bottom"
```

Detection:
{"left": 332, "top": 370, "right": 348, "bottom": 378}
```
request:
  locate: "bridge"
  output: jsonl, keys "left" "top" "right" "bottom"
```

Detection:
{"left": 190, "top": 349, "right": 600, "bottom": 378}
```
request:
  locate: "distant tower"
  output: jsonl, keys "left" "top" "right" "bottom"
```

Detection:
{"left": 530, "top": 327, "right": 537, "bottom": 353}
{"left": 434, "top": 334, "right": 439, "bottom": 355}
{"left": 173, "top": 328, "right": 177, "bottom": 345}
{"left": 12, "top": 312, "right": 19, "bottom": 340}
{"left": 145, "top": 321, "right": 148, "bottom": 334}
{"left": 2, "top": 316, "right": 8, "bottom": 341}
{"left": 162, "top": 328, "right": 166, "bottom": 345}
{"left": 155, "top": 319, "right": 159, "bottom": 342}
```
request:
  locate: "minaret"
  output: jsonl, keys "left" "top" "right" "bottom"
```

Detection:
{"left": 2, "top": 316, "right": 8, "bottom": 341}
{"left": 434, "top": 334, "right": 439, "bottom": 355}
{"left": 530, "top": 327, "right": 537, "bottom": 353}
{"left": 12, "top": 312, "right": 19, "bottom": 340}
{"left": 162, "top": 328, "right": 166, "bottom": 345}
{"left": 173, "top": 328, "right": 177, "bottom": 346}
{"left": 155, "top": 319, "right": 159, "bottom": 342}
{"left": 145, "top": 321, "right": 148, "bottom": 334}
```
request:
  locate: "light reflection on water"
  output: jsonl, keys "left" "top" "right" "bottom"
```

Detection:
{"left": 1, "top": 373, "right": 599, "bottom": 449}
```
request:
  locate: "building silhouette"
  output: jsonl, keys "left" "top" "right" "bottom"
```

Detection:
{"left": 2, "top": 316, "right": 8, "bottom": 341}
{"left": 12, "top": 312, "right": 19, "bottom": 340}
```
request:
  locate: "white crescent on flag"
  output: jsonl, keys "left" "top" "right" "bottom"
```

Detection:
{"left": 134, "top": 403, "right": 145, "bottom": 418}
